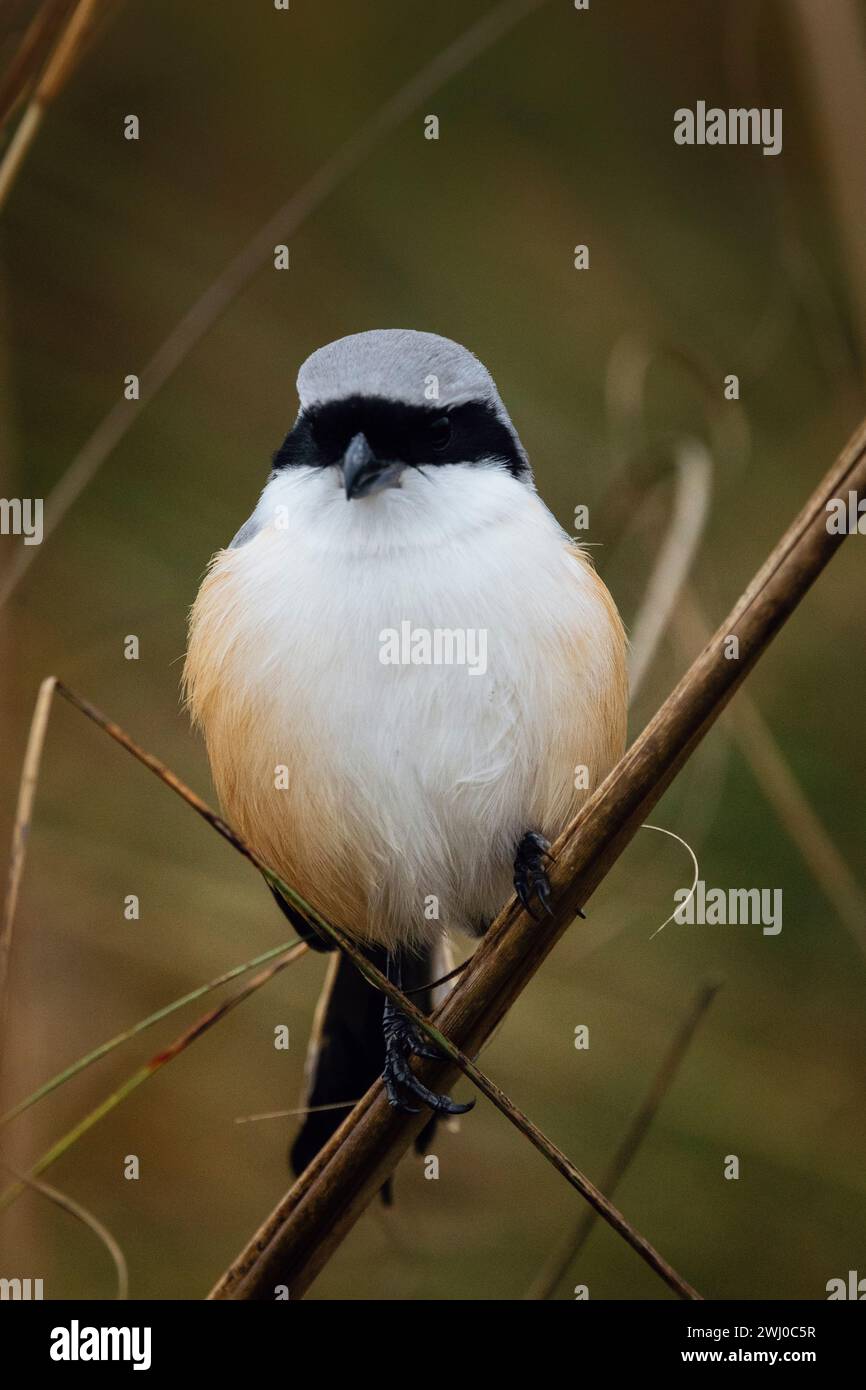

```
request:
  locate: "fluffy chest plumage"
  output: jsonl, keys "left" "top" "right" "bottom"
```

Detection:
{"left": 185, "top": 465, "right": 626, "bottom": 947}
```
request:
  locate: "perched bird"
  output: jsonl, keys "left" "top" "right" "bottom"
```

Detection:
{"left": 184, "top": 329, "right": 627, "bottom": 1170}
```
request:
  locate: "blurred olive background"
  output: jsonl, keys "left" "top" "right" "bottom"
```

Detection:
{"left": 1, "top": 0, "right": 865, "bottom": 1301}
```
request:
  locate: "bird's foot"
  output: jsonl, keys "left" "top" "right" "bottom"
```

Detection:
{"left": 514, "top": 830, "right": 556, "bottom": 919}
{"left": 382, "top": 997, "right": 474, "bottom": 1116}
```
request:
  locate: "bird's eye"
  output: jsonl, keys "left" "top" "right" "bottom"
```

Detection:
{"left": 428, "top": 415, "right": 452, "bottom": 451}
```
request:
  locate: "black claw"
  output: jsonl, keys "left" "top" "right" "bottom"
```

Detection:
{"left": 525, "top": 831, "right": 552, "bottom": 856}
{"left": 384, "top": 1064, "right": 422, "bottom": 1114}
{"left": 409, "top": 1032, "right": 445, "bottom": 1063}
{"left": 534, "top": 875, "right": 555, "bottom": 918}
{"left": 387, "top": 1042, "right": 472, "bottom": 1115}
{"left": 515, "top": 877, "right": 535, "bottom": 918}
{"left": 382, "top": 977, "right": 474, "bottom": 1116}
{"left": 514, "top": 831, "right": 555, "bottom": 920}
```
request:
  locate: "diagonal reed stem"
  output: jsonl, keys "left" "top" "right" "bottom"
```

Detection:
{"left": 524, "top": 981, "right": 721, "bottom": 1300}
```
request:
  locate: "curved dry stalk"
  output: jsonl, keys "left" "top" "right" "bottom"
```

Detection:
{"left": 3, "top": 1161, "right": 128, "bottom": 1299}
{"left": 524, "top": 981, "right": 721, "bottom": 1300}
{"left": 603, "top": 334, "right": 751, "bottom": 479}
{"left": 642, "top": 823, "right": 700, "bottom": 940}
{"left": 628, "top": 440, "right": 713, "bottom": 701}
{"left": 0, "top": 0, "right": 548, "bottom": 609}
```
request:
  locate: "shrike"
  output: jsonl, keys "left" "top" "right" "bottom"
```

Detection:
{"left": 185, "top": 329, "right": 627, "bottom": 1172}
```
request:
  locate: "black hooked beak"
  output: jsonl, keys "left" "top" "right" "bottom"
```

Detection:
{"left": 341, "top": 432, "right": 405, "bottom": 500}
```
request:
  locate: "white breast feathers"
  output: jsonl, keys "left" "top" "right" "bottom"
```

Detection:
{"left": 184, "top": 463, "right": 627, "bottom": 950}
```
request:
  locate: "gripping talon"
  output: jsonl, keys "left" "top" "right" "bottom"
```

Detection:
{"left": 515, "top": 878, "right": 540, "bottom": 920}
{"left": 534, "top": 875, "right": 555, "bottom": 917}
{"left": 514, "top": 831, "right": 555, "bottom": 920}
{"left": 408, "top": 1031, "right": 446, "bottom": 1063}
{"left": 381, "top": 964, "right": 474, "bottom": 1116}
{"left": 516, "top": 891, "right": 539, "bottom": 920}
{"left": 384, "top": 1064, "right": 418, "bottom": 1113}
{"left": 388, "top": 1044, "right": 472, "bottom": 1115}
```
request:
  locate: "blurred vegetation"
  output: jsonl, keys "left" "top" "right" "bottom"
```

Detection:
{"left": 0, "top": 0, "right": 864, "bottom": 1300}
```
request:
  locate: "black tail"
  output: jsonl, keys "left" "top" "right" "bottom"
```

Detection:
{"left": 289, "top": 941, "right": 445, "bottom": 1183}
